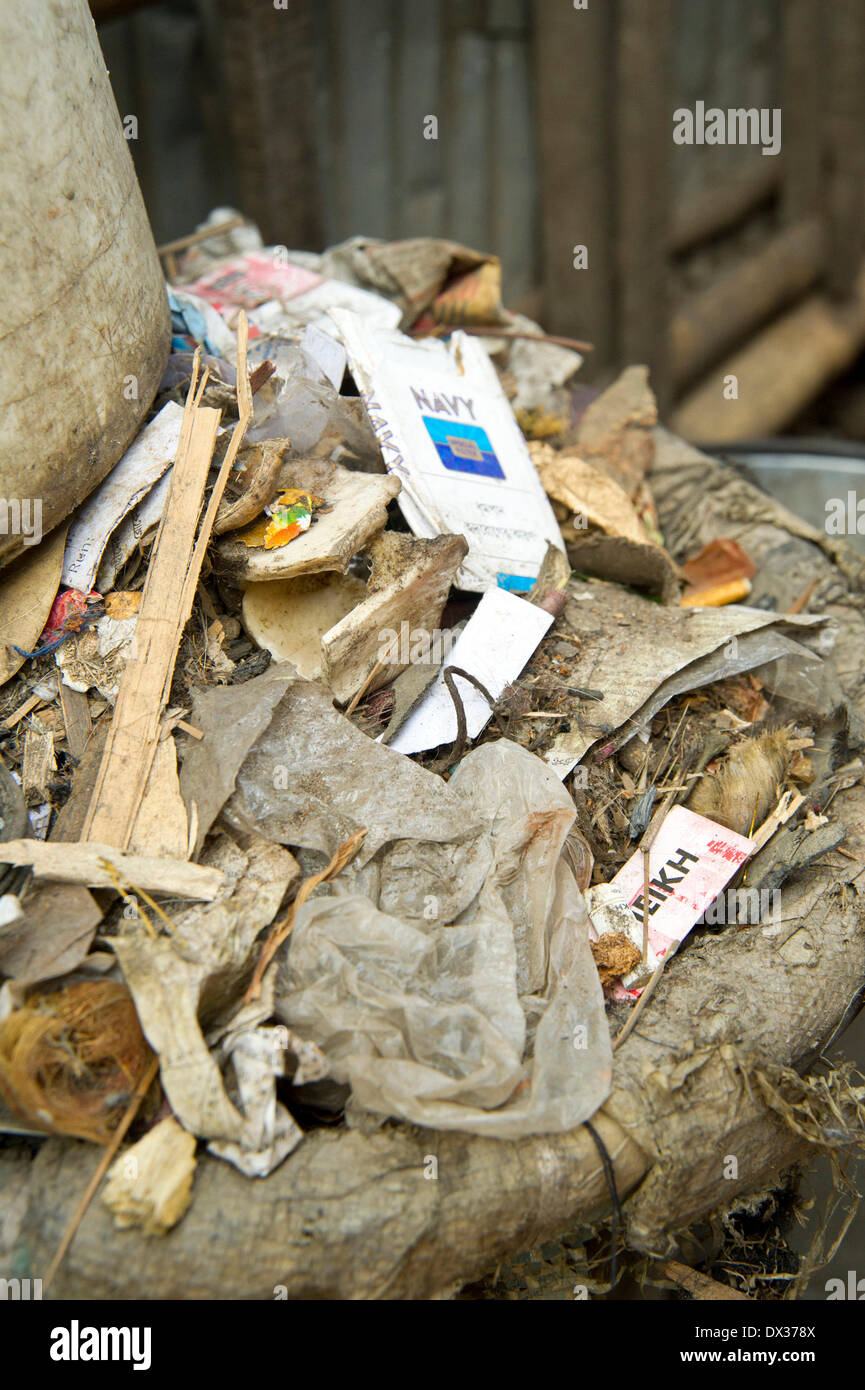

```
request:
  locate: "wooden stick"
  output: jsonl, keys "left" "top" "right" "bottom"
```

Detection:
{"left": 245, "top": 829, "right": 367, "bottom": 1003}
{"left": 613, "top": 941, "right": 680, "bottom": 1051}
{"left": 59, "top": 684, "right": 91, "bottom": 760}
{"left": 0, "top": 839, "right": 225, "bottom": 899}
{"left": 434, "top": 326, "right": 595, "bottom": 354}
{"left": 748, "top": 790, "right": 805, "bottom": 854}
{"left": 156, "top": 214, "right": 246, "bottom": 260}
{"left": 82, "top": 318, "right": 250, "bottom": 850}
{"left": 166, "top": 317, "right": 252, "bottom": 713}
{"left": 785, "top": 578, "right": 819, "bottom": 615}
{"left": 641, "top": 847, "right": 651, "bottom": 964}
{"left": 43, "top": 1056, "right": 160, "bottom": 1291}
{"left": 660, "top": 1258, "right": 751, "bottom": 1301}
{"left": 2, "top": 693, "right": 42, "bottom": 729}
{"left": 176, "top": 719, "right": 204, "bottom": 741}
{"left": 82, "top": 393, "right": 221, "bottom": 848}
{"left": 344, "top": 660, "right": 386, "bottom": 717}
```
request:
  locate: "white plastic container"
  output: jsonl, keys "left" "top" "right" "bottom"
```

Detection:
{"left": 0, "top": 0, "right": 169, "bottom": 569}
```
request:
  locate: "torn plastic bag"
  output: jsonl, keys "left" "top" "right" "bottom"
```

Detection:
{"left": 218, "top": 677, "right": 494, "bottom": 925}
{"left": 245, "top": 338, "right": 336, "bottom": 452}
{"left": 621, "top": 627, "right": 828, "bottom": 749}
{"left": 277, "top": 740, "right": 612, "bottom": 1138}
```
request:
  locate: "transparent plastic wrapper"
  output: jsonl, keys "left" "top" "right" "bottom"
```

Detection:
{"left": 181, "top": 677, "right": 611, "bottom": 1135}
{"left": 277, "top": 740, "right": 612, "bottom": 1138}
{"left": 246, "top": 340, "right": 336, "bottom": 453}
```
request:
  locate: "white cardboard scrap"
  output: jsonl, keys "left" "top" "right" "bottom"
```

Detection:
{"left": 62, "top": 403, "right": 185, "bottom": 593}
{"left": 587, "top": 806, "right": 754, "bottom": 989}
{"left": 332, "top": 310, "right": 566, "bottom": 593}
{"left": 388, "top": 587, "right": 553, "bottom": 755}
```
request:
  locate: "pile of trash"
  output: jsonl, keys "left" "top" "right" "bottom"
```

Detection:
{"left": 0, "top": 212, "right": 860, "bottom": 1262}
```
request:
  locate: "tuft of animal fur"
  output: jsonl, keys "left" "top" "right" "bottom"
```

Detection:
{"left": 687, "top": 729, "right": 793, "bottom": 838}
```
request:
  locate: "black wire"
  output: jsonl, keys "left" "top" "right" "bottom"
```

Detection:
{"left": 584, "top": 1119, "right": 624, "bottom": 1290}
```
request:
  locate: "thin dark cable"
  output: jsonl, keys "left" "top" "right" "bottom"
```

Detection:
{"left": 440, "top": 666, "right": 497, "bottom": 765}
{"left": 584, "top": 1119, "right": 623, "bottom": 1290}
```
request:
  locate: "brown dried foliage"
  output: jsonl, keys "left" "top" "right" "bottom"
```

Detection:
{"left": 0, "top": 981, "right": 154, "bottom": 1143}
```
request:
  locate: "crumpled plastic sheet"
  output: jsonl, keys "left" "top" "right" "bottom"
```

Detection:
{"left": 246, "top": 339, "right": 336, "bottom": 453}
{"left": 222, "top": 678, "right": 494, "bottom": 925}
{"left": 276, "top": 739, "right": 612, "bottom": 1138}
{"left": 622, "top": 625, "right": 827, "bottom": 747}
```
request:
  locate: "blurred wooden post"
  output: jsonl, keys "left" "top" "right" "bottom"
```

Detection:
{"left": 216, "top": 0, "right": 322, "bottom": 249}
{"left": 824, "top": 0, "right": 865, "bottom": 299}
{"left": 533, "top": 0, "right": 616, "bottom": 365}
{"left": 781, "top": 0, "right": 823, "bottom": 227}
{"left": 616, "top": 0, "right": 673, "bottom": 412}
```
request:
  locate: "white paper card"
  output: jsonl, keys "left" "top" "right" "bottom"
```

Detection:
{"left": 389, "top": 588, "right": 553, "bottom": 755}
{"left": 593, "top": 806, "right": 754, "bottom": 988}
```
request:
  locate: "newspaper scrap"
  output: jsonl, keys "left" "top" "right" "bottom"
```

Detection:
{"left": 96, "top": 468, "right": 172, "bottom": 592}
{"left": 333, "top": 310, "right": 566, "bottom": 593}
{"left": 61, "top": 402, "right": 185, "bottom": 593}
{"left": 388, "top": 587, "right": 553, "bottom": 755}
{"left": 586, "top": 806, "right": 754, "bottom": 990}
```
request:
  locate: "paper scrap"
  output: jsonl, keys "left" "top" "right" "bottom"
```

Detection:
{"left": 96, "top": 470, "right": 170, "bottom": 592}
{"left": 333, "top": 310, "right": 566, "bottom": 592}
{"left": 181, "top": 250, "right": 401, "bottom": 337}
{"left": 62, "top": 403, "right": 185, "bottom": 593}
{"left": 389, "top": 588, "right": 553, "bottom": 755}
{"left": 587, "top": 806, "right": 754, "bottom": 988}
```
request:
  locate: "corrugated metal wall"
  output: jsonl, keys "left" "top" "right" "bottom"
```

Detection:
{"left": 308, "top": 0, "right": 538, "bottom": 308}
{"left": 101, "top": 0, "right": 784, "bottom": 312}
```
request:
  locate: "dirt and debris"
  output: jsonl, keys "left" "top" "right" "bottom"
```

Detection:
{"left": 1, "top": 206, "right": 863, "bottom": 1305}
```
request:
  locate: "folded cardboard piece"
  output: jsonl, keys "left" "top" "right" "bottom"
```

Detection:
{"left": 333, "top": 310, "right": 565, "bottom": 593}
